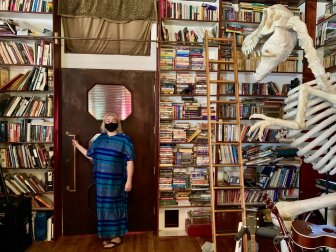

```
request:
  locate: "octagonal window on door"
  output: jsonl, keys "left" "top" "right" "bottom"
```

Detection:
{"left": 88, "top": 84, "right": 132, "bottom": 120}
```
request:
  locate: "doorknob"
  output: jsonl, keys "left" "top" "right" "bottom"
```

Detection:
{"left": 66, "top": 131, "right": 77, "bottom": 192}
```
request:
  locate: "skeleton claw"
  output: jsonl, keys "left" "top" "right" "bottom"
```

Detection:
{"left": 249, "top": 114, "right": 268, "bottom": 120}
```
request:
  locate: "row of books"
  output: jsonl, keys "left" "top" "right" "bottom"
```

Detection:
{"left": 323, "top": 47, "right": 336, "bottom": 69}
{"left": 217, "top": 144, "right": 239, "bottom": 164}
{"left": 160, "top": 47, "right": 205, "bottom": 70}
{"left": 316, "top": 20, "right": 336, "bottom": 47}
{"left": 159, "top": 167, "right": 209, "bottom": 191}
{"left": 161, "top": 72, "right": 206, "bottom": 95}
{"left": 1, "top": 67, "right": 52, "bottom": 91}
{"left": 243, "top": 147, "right": 276, "bottom": 166}
{"left": 218, "top": 103, "right": 236, "bottom": 119}
{"left": 159, "top": 144, "right": 209, "bottom": 166}
{"left": 161, "top": 0, "right": 218, "bottom": 21}
{"left": 160, "top": 98, "right": 215, "bottom": 120}
{"left": 222, "top": 2, "right": 269, "bottom": 23}
{"left": 0, "top": 0, "right": 53, "bottom": 12}
{"left": 222, "top": 2, "right": 302, "bottom": 23}
{"left": 217, "top": 122, "right": 239, "bottom": 142}
{"left": 160, "top": 190, "right": 210, "bottom": 206}
{"left": 161, "top": 77, "right": 290, "bottom": 98}
{"left": 4, "top": 172, "right": 49, "bottom": 195}
{"left": 0, "top": 19, "right": 17, "bottom": 36}
{"left": 244, "top": 188, "right": 299, "bottom": 203}
{"left": 239, "top": 99, "right": 284, "bottom": 119}
{"left": 240, "top": 81, "right": 280, "bottom": 96}
{"left": 242, "top": 145, "right": 298, "bottom": 166}
{"left": 0, "top": 40, "right": 52, "bottom": 66}
{"left": 0, "top": 94, "right": 53, "bottom": 117}
{"left": 161, "top": 25, "right": 217, "bottom": 43}
{"left": 234, "top": 57, "right": 300, "bottom": 73}
{"left": 216, "top": 187, "right": 299, "bottom": 205}
{"left": 32, "top": 194, "right": 54, "bottom": 210}
{"left": 0, "top": 119, "right": 53, "bottom": 142}
{"left": 261, "top": 166, "right": 299, "bottom": 189}
{"left": 160, "top": 99, "right": 284, "bottom": 120}
{"left": 241, "top": 125, "right": 281, "bottom": 143}
{"left": 0, "top": 143, "right": 51, "bottom": 169}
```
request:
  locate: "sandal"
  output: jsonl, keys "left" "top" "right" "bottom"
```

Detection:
{"left": 103, "top": 240, "right": 123, "bottom": 249}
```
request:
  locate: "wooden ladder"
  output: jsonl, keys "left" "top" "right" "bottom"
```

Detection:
{"left": 205, "top": 33, "right": 247, "bottom": 252}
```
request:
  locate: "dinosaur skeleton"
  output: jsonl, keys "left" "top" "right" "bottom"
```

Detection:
{"left": 242, "top": 4, "right": 336, "bottom": 179}
{"left": 241, "top": 4, "right": 336, "bottom": 250}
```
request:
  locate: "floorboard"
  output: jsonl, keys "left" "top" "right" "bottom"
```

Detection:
{"left": 26, "top": 232, "right": 212, "bottom": 252}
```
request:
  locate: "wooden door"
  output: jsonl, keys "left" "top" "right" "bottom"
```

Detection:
{"left": 60, "top": 69, "right": 156, "bottom": 235}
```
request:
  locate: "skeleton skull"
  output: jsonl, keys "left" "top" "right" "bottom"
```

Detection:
{"left": 242, "top": 4, "right": 298, "bottom": 81}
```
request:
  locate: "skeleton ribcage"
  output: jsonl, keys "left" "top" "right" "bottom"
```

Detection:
{"left": 283, "top": 80, "right": 336, "bottom": 175}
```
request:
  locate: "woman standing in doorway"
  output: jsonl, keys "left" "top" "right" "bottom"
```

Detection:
{"left": 72, "top": 113, "right": 135, "bottom": 248}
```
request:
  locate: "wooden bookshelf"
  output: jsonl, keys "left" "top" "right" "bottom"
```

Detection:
{"left": 0, "top": 0, "right": 60, "bottom": 241}
{"left": 158, "top": 0, "right": 220, "bottom": 237}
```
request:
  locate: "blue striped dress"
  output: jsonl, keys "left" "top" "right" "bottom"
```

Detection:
{"left": 87, "top": 132, "right": 135, "bottom": 239}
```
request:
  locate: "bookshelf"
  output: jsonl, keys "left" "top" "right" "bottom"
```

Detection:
{"left": 158, "top": 0, "right": 220, "bottom": 237}
{"left": 0, "top": 0, "right": 60, "bottom": 241}
{"left": 220, "top": 1, "right": 304, "bottom": 205}
{"left": 203, "top": 2, "right": 305, "bottom": 251}
{"left": 316, "top": 3, "right": 336, "bottom": 73}
{"left": 157, "top": 0, "right": 305, "bottom": 242}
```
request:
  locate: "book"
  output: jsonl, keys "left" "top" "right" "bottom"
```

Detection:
{"left": 186, "top": 129, "right": 201, "bottom": 142}
{"left": 0, "top": 68, "right": 9, "bottom": 88}
{"left": 5, "top": 96, "right": 21, "bottom": 116}
{"left": 4, "top": 177, "right": 21, "bottom": 195}
{"left": 13, "top": 173, "right": 30, "bottom": 193}
{"left": 8, "top": 71, "right": 32, "bottom": 91}
{"left": 45, "top": 171, "right": 53, "bottom": 191}
{"left": 0, "top": 73, "right": 23, "bottom": 90}
{"left": 29, "top": 175, "right": 46, "bottom": 193}
{"left": 34, "top": 195, "right": 54, "bottom": 208}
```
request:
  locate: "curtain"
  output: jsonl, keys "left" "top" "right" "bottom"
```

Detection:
{"left": 62, "top": 17, "right": 152, "bottom": 55}
{"left": 58, "top": 0, "right": 156, "bottom": 55}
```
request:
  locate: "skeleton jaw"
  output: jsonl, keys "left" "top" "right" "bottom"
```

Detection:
{"left": 254, "top": 27, "right": 297, "bottom": 81}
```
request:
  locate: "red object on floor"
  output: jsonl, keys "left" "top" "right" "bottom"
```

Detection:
{"left": 185, "top": 219, "right": 212, "bottom": 237}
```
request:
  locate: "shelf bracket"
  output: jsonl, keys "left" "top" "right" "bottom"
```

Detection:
{"left": 54, "top": 32, "right": 60, "bottom": 45}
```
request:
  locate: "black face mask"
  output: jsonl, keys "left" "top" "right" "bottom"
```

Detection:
{"left": 105, "top": 122, "right": 118, "bottom": 132}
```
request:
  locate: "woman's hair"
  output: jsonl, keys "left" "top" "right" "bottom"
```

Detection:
{"left": 100, "top": 113, "right": 123, "bottom": 133}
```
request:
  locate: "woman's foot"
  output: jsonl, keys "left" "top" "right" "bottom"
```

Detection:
{"left": 103, "top": 237, "right": 122, "bottom": 248}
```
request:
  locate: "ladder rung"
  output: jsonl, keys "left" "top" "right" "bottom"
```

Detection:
{"left": 209, "top": 80, "right": 236, "bottom": 84}
{"left": 212, "top": 164, "right": 241, "bottom": 167}
{"left": 214, "top": 208, "right": 244, "bottom": 213}
{"left": 210, "top": 100, "right": 237, "bottom": 104}
{"left": 211, "top": 141, "right": 240, "bottom": 145}
{"left": 214, "top": 186, "right": 243, "bottom": 190}
{"left": 207, "top": 37, "right": 234, "bottom": 42}
{"left": 210, "top": 121, "right": 239, "bottom": 125}
{"left": 209, "top": 60, "right": 235, "bottom": 64}
{"left": 210, "top": 142, "right": 240, "bottom": 146}
{"left": 215, "top": 232, "right": 238, "bottom": 237}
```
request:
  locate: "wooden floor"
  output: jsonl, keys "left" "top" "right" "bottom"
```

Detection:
{"left": 26, "top": 232, "right": 211, "bottom": 252}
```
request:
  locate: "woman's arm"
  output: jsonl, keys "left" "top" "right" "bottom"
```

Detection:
{"left": 72, "top": 140, "right": 93, "bottom": 161}
{"left": 125, "top": 160, "right": 134, "bottom": 192}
